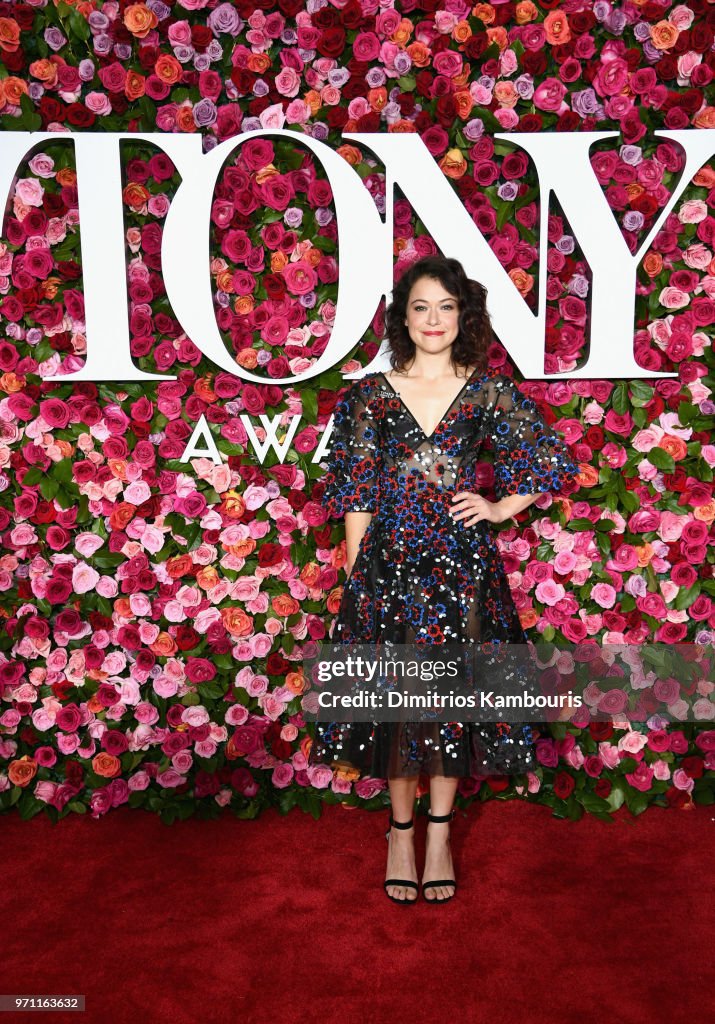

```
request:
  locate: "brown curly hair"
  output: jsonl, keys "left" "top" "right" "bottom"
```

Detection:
{"left": 384, "top": 255, "right": 493, "bottom": 376}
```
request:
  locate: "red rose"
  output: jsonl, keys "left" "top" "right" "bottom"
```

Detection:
{"left": 65, "top": 103, "right": 95, "bottom": 127}
{"left": 316, "top": 27, "right": 346, "bottom": 58}
{"left": 553, "top": 771, "right": 576, "bottom": 799}
{"left": 257, "top": 543, "right": 284, "bottom": 568}
{"left": 594, "top": 778, "right": 611, "bottom": 799}
{"left": 680, "top": 756, "right": 704, "bottom": 779}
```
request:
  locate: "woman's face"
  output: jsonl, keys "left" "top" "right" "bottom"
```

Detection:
{"left": 404, "top": 276, "right": 460, "bottom": 358}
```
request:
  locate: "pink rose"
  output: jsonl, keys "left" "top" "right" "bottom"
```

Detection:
{"left": 533, "top": 78, "right": 568, "bottom": 113}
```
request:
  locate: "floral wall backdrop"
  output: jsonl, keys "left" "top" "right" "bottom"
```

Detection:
{"left": 0, "top": 0, "right": 714, "bottom": 824}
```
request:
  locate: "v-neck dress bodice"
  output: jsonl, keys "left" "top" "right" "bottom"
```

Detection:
{"left": 308, "top": 366, "right": 581, "bottom": 779}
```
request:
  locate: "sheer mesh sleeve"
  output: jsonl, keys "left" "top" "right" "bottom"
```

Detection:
{"left": 486, "top": 374, "right": 580, "bottom": 500}
{"left": 322, "top": 380, "right": 381, "bottom": 519}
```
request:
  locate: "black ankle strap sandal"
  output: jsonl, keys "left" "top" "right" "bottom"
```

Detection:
{"left": 384, "top": 813, "right": 418, "bottom": 905}
{"left": 422, "top": 808, "right": 457, "bottom": 903}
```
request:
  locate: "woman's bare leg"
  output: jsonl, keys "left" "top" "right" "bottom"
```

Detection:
{"left": 385, "top": 775, "right": 419, "bottom": 902}
{"left": 422, "top": 773, "right": 458, "bottom": 901}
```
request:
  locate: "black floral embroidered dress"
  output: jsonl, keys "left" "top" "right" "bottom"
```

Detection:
{"left": 308, "top": 365, "right": 580, "bottom": 779}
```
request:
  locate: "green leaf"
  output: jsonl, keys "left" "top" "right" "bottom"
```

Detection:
{"left": 39, "top": 476, "right": 60, "bottom": 500}
{"left": 397, "top": 75, "right": 416, "bottom": 92}
{"left": 68, "top": 9, "right": 91, "bottom": 41}
{"left": 19, "top": 92, "right": 42, "bottom": 132}
{"left": 54, "top": 459, "right": 74, "bottom": 485}
{"left": 646, "top": 447, "right": 675, "bottom": 473}
{"left": 300, "top": 388, "right": 318, "bottom": 424}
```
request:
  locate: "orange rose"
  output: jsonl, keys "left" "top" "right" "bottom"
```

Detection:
{"left": 92, "top": 753, "right": 122, "bottom": 778}
{"left": 109, "top": 502, "right": 136, "bottom": 530}
{"left": 388, "top": 120, "right": 417, "bottom": 133}
{"left": 335, "top": 763, "right": 361, "bottom": 782}
{"left": 221, "top": 606, "right": 254, "bottom": 637}
{"left": 285, "top": 670, "right": 306, "bottom": 695}
{"left": 303, "top": 89, "right": 322, "bottom": 116}
{"left": 368, "top": 86, "right": 388, "bottom": 112}
{"left": 486, "top": 26, "right": 509, "bottom": 51}
{"left": 576, "top": 463, "right": 598, "bottom": 489}
{"left": 693, "top": 166, "right": 715, "bottom": 188}
{"left": 642, "top": 252, "right": 663, "bottom": 277}
{"left": 270, "top": 251, "right": 289, "bottom": 274}
{"left": 0, "top": 17, "right": 20, "bottom": 52}
{"left": 625, "top": 182, "right": 645, "bottom": 201}
{"left": 650, "top": 20, "right": 679, "bottom": 50}
{"left": 113, "top": 597, "right": 133, "bottom": 618}
{"left": 29, "top": 59, "right": 58, "bottom": 85}
{"left": 166, "top": 554, "right": 194, "bottom": 579}
{"left": 122, "top": 182, "right": 150, "bottom": 211}
{"left": 0, "top": 372, "right": 25, "bottom": 394}
{"left": 452, "top": 20, "right": 472, "bottom": 44}
{"left": 56, "top": 168, "right": 76, "bottom": 187}
{"left": 659, "top": 435, "right": 687, "bottom": 461}
{"left": 634, "top": 543, "right": 654, "bottom": 568}
{"left": 439, "top": 148, "right": 467, "bottom": 179}
{"left": 56, "top": 440, "right": 74, "bottom": 458}
{"left": 3, "top": 77, "right": 29, "bottom": 105}
{"left": 336, "top": 143, "right": 362, "bottom": 167}
{"left": 123, "top": 3, "right": 158, "bottom": 39}
{"left": 225, "top": 537, "right": 256, "bottom": 558}
{"left": 518, "top": 607, "right": 539, "bottom": 631}
{"left": 125, "top": 70, "right": 146, "bottom": 101}
{"left": 272, "top": 594, "right": 300, "bottom": 617}
{"left": 472, "top": 3, "right": 496, "bottom": 25}
{"left": 494, "top": 81, "right": 518, "bottom": 108}
{"left": 391, "top": 18, "right": 413, "bottom": 46}
{"left": 693, "top": 107, "right": 715, "bottom": 129}
{"left": 516, "top": 1, "right": 539, "bottom": 25}
{"left": 8, "top": 756, "right": 37, "bottom": 787}
{"left": 326, "top": 587, "right": 344, "bottom": 614}
{"left": 453, "top": 89, "right": 474, "bottom": 119}
{"left": 216, "top": 269, "right": 234, "bottom": 293}
{"left": 194, "top": 375, "right": 217, "bottom": 403}
{"left": 234, "top": 294, "right": 255, "bottom": 315}
{"left": 150, "top": 632, "right": 178, "bottom": 657}
{"left": 222, "top": 491, "right": 247, "bottom": 519}
{"left": 544, "top": 10, "right": 571, "bottom": 45}
{"left": 87, "top": 694, "right": 105, "bottom": 714}
{"left": 299, "top": 562, "right": 321, "bottom": 586}
{"left": 235, "top": 348, "right": 259, "bottom": 369}
{"left": 39, "top": 276, "right": 62, "bottom": 300}
{"left": 694, "top": 500, "right": 715, "bottom": 524}
{"left": 406, "top": 41, "right": 430, "bottom": 67}
{"left": 247, "top": 53, "right": 271, "bottom": 73}
{"left": 154, "top": 53, "right": 182, "bottom": 85}
{"left": 175, "top": 105, "right": 197, "bottom": 133}
{"left": 508, "top": 267, "right": 534, "bottom": 297}
{"left": 108, "top": 458, "right": 129, "bottom": 481}
{"left": 196, "top": 566, "right": 219, "bottom": 590}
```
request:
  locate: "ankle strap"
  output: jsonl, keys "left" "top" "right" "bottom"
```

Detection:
{"left": 389, "top": 813, "right": 414, "bottom": 829}
{"left": 427, "top": 809, "right": 455, "bottom": 823}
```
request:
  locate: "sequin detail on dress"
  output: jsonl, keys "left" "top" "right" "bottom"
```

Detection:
{"left": 309, "top": 366, "right": 581, "bottom": 779}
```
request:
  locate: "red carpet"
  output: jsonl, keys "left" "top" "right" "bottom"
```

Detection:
{"left": 1, "top": 800, "right": 713, "bottom": 1024}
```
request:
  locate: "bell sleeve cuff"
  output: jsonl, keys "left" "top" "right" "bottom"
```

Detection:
{"left": 487, "top": 375, "right": 580, "bottom": 500}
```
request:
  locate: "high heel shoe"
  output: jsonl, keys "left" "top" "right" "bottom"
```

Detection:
{"left": 384, "top": 813, "right": 419, "bottom": 905}
{"left": 421, "top": 808, "right": 457, "bottom": 904}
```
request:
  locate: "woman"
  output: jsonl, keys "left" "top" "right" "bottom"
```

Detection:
{"left": 308, "top": 255, "right": 580, "bottom": 904}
